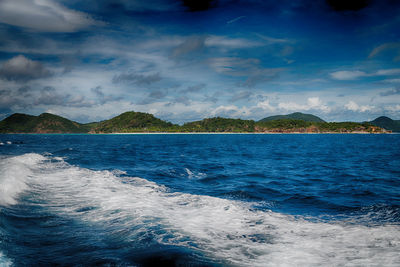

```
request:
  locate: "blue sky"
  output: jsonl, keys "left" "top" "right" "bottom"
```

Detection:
{"left": 0, "top": 0, "right": 399, "bottom": 123}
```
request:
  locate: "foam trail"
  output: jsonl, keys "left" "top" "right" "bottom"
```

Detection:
{"left": 0, "top": 252, "right": 12, "bottom": 267}
{"left": 0, "top": 153, "right": 399, "bottom": 266}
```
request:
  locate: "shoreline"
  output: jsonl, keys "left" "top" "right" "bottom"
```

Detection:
{"left": 1, "top": 132, "right": 397, "bottom": 135}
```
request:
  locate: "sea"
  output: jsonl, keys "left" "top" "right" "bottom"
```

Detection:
{"left": 0, "top": 133, "right": 399, "bottom": 266}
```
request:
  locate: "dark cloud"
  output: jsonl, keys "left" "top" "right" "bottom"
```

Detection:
{"left": 203, "top": 93, "right": 219, "bottom": 103}
{"left": 172, "top": 96, "right": 191, "bottom": 105}
{"left": 17, "top": 86, "right": 31, "bottom": 94}
{"left": 35, "top": 87, "right": 94, "bottom": 107}
{"left": 0, "top": 89, "right": 15, "bottom": 108}
{"left": 181, "top": 0, "right": 217, "bottom": 11}
{"left": 181, "top": 83, "right": 206, "bottom": 93}
{"left": 380, "top": 87, "right": 400, "bottom": 96}
{"left": 171, "top": 36, "right": 206, "bottom": 58}
{"left": 0, "top": 55, "right": 52, "bottom": 82}
{"left": 326, "top": 0, "right": 370, "bottom": 11}
{"left": 149, "top": 90, "right": 166, "bottom": 99}
{"left": 0, "top": 87, "right": 32, "bottom": 109}
{"left": 164, "top": 96, "right": 191, "bottom": 107}
{"left": 91, "top": 86, "right": 122, "bottom": 104}
{"left": 0, "top": 84, "right": 116, "bottom": 111}
{"left": 112, "top": 72, "right": 162, "bottom": 86}
{"left": 60, "top": 54, "right": 82, "bottom": 74}
{"left": 230, "top": 91, "right": 253, "bottom": 102}
{"left": 91, "top": 86, "right": 105, "bottom": 98}
{"left": 137, "top": 90, "right": 167, "bottom": 104}
{"left": 239, "top": 69, "right": 282, "bottom": 88}
{"left": 209, "top": 57, "right": 284, "bottom": 87}
{"left": 35, "top": 87, "right": 65, "bottom": 106}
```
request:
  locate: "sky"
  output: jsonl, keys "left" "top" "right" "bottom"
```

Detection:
{"left": 0, "top": 0, "right": 399, "bottom": 124}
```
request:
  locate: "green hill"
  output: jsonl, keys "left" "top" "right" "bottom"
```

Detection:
{"left": 0, "top": 113, "right": 89, "bottom": 133}
{"left": 259, "top": 112, "right": 325, "bottom": 123}
{"left": 89, "top": 111, "right": 175, "bottom": 133}
{"left": 0, "top": 111, "right": 388, "bottom": 134}
{"left": 255, "top": 119, "right": 384, "bottom": 133}
{"left": 181, "top": 117, "right": 255, "bottom": 132}
{"left": 369, "top": 116, "right": 400, "bottom": 132}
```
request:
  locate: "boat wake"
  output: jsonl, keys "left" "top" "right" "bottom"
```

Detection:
{"left": 0, "top": 153, "right": 399, "bottom": 266}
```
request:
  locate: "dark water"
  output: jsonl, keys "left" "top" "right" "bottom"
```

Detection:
{"left": 0, "top": 134, "right": 399, "bottom": 266}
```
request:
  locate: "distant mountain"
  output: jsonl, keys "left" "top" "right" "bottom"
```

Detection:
{"left": 259, "top": 112, "right": 325, "bottom": 123}
{"left": 89, "top": 111, "right": 175, "bottom": 133}
{"left": 369, "top": 116, "right": 400, "bottom": 132}
{"left": 0, "top": 113, "right": 89, "bottom": 133}
{"left": 0, "top": 111, "right": 388, "bottom": 134}
{"left": 182, "top": 117, "right": 255, "bottom": 132}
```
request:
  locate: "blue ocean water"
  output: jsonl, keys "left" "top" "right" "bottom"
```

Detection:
{"left": 0, "top": 134, "right": 399, "bottom": 266}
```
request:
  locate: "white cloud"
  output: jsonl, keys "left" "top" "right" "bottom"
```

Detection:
{"left": 209, "top": 105, "right": 251, "bottom": 118}
{"left": 255, "top": 34, "right": 291, "bottom": 44}
{"left": 379, "top": 87, "right": 400, "bottom": 96}
{"left": 278, "top": 97, "right": 330, "bottom": 112}
{"left": 226, "top": 16, "right": 246, "bottom": 24}
{"left": 256, "top": 100, "right": 276, "bottom": 111}
{"left": 330, "top": 68, "right": 400, "bottom": 80}
{"left": 272, "top": 79, "right": 326, "bottom": 86}
{"left": 345, "top": 101, "right": 373, "bottom": 112}
{"left": 205, "top": 36, "right": 263, "bottom": 48}
{"left": 278, "top": 102, "right": 306, "bottom": 111}
{"left": 0, "top": 0, "right": 101, "bottom": 32}
{"left": 383, "top": 78, "right": 400, "bottom": 83}
{"left": 385, "top": 104, "right": 400, "bottom": 112}
{"left": 307, "top": 97, "right": 330, "bottom": 112}
{"left": 208, "top": 57, "right": 259, "bottom": 76}
{"left": 330, "top": 70, "right": 368, "bottom": 80}
{"left": 277, "top": 102, "right": 298, "bottom": 110}
{"left": 376, "top": 69, "right": 400, "bottom": 75}
{"left": 368, "top": 42, "right": 400, "bottom": 62}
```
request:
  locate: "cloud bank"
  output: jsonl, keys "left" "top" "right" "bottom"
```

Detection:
{"left": 0, "top": 0, "right": 101, "bottom": 32}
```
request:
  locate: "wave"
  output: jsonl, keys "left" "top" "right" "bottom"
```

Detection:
{"left": 0, "top": 153, "right": 400, "bottom": 266}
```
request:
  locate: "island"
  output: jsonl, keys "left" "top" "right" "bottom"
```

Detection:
{"left": 0, "top": 111, "right": 397, "bottom": 134}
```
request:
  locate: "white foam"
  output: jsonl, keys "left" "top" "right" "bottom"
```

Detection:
{"left": 184, "top": 168, "right": 206, "bottom": 179}
{"left": 0, "top": 252, "right": 12, "bottom": 267}
{"left": 0, "top": 153, "right": 46, "bottom": 205}
{"left": 1, "top": 153, "right": 399, "bottom": 266}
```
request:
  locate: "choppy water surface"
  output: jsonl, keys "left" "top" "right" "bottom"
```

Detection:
{"left": 0, "top": 134, "right": 399, "bottom": 266}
